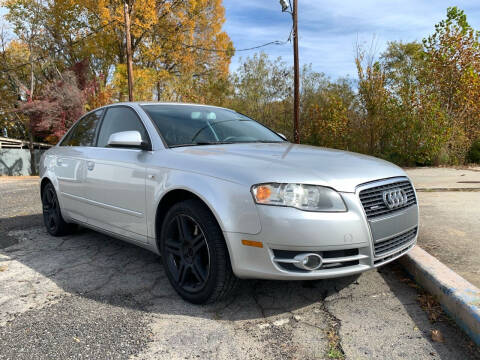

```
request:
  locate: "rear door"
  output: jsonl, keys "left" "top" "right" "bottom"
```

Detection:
{"left": 54, "top": 110, "right": 104, "bottom": 223}
{"left": 82, "top": 106, "right": 150, "bottom": 243}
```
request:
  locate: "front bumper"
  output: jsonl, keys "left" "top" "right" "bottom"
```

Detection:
{"left": 225, "top": 182, "right": 419, "bottom": 280}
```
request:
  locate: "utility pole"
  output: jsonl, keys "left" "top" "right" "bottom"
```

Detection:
{"left": 280, "top": 0, "right": 300, "bottom": 143}
{"left": 124, "top": 1, "right": 134, "bottom": 101}
{"left": 292, "top": 0, "right": 300, "bottom": 143}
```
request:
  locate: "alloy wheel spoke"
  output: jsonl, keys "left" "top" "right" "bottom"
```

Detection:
{"left": 176, "top": 216, "right": 190, "bottom": 242}
{"left": 165, "top": 238, "right": 181, "bottom": 256}
{"left": 191, "top": 260, "right": 207, "bottom": 283}
{"left": 191, "top": 234, "right": 205, "bottom": 255}
{"left": 176, "top": 261, "right": 188, "bottom": 287}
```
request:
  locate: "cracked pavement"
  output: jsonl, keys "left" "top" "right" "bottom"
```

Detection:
{"left": 0, "top": 177, "right": 479, "bottom": 359}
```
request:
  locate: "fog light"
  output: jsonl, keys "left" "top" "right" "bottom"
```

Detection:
{"left": 293, "top": 253, "right": 323, "bottom": 271}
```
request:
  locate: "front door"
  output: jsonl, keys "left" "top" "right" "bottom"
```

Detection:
{"left": 83, "top": 106, "right": 151, "bottom": 242}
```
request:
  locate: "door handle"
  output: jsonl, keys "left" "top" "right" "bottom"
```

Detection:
{"left": 87, "top": 161, "right": 95, "bottom": 171}
{"left": 56, "top": 158, "right": 63, "bottom": 166}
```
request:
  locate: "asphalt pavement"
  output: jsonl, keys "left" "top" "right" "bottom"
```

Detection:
{"left": 0, "top": 176, "right": 479, "bottom": 359}
{"left": 406, "top": 167, "right": 480, "bottom": 288}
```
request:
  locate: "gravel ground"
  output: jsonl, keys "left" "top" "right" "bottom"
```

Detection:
{"left": 0, "top": 177, "right": 479, "bottom": 359}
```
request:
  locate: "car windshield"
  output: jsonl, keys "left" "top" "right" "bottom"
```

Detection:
{"left": 141, "top": 104, "right": 285, "bottom": 147}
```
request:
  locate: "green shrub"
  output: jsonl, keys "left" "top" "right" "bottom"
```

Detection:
{"left": 468, "top": 139, "right": 480, "bottom": 163}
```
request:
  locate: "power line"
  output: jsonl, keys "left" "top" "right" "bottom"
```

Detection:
{"left": 0, "top": 18, "right": 293, "bottom": 74}
{"left": 144, "top": 23, "right": 294, "bottom": 53}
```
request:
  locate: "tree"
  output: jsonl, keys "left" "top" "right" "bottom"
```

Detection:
{"left": 19, "top": 71, "right": 85, "bottom": 143}
{"left": 1, "top": 0, "right": 233, "bottom": 146}
{"left": 230, "top": 53, "right": 291, "bottom": 133}
{"left": 355, "top": 44, "right": 390, "bottom": 155}
{"left": 423, "top": 6, "right": 480, "bottom": 162}
{"left": 73, "top": 0, "right": 233, "bottom": 100}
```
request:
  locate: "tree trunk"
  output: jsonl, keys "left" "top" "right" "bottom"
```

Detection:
{"left": 28, "top": 125, "right": 36, "bottom": 175}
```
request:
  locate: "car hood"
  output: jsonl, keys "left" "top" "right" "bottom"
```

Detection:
{"left": 169, "top": 142, "right": 407, "bottom": 193}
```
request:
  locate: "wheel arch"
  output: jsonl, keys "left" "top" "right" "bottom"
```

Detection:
{"left": 154, "top": 188, "right": 226, "bottom": 251}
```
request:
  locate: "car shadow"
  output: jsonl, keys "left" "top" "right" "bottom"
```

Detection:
{"left": 1, "top": 217, "right": 360, "bottom": 321}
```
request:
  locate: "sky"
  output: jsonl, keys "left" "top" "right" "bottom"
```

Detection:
{"left": 222, "top": 0, "right": 480, "bottom": 79}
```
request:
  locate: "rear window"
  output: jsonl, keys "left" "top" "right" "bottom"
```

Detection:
{"left": 60, "top": 110, "right": 103, "bottom": 147}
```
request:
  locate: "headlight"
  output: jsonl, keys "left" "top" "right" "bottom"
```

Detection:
{"left": 251, "top": 183, "right": 347, "bottom": 212}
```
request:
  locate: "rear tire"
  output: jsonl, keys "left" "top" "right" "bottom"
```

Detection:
{"left": 160, "top": 199, "right": 237, "bottom": 304}
{"left": 42, "top": 182, "right": 77, "bottom": 236}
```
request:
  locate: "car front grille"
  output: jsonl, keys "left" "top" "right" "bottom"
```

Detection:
{"left": 374, "top": 227, "right": 417, "bottom": 257}
{"left": 359, "top": 179, "right": 417, "bottom": 219}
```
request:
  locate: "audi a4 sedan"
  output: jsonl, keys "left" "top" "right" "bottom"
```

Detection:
{"left": 39, "top": 102, "right": 419, "bottom": 303}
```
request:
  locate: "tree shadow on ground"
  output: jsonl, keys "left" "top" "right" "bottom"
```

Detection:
{"left": 0, "top": 214, "right": 43, "bottom": 248}
{"left": 1, "top": 218, "right": 360, "bottom": 321}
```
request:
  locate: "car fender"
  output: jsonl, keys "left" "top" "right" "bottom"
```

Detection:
{"left": 147, "top": 168, "right": 262, "bottom": 240}
{"left": 39, "top": 151, "right": 73, "bottom": 222}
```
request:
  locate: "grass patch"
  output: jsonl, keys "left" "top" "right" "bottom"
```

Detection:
{"left": 326, "top": 328, "right": 345, "bottom": 359}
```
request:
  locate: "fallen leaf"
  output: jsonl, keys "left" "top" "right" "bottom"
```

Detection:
{"left": 0, "top": 265, "right": 8, "bottom": 272}
{"left": 431, "top": 329, "right": 444, "bottom": 343}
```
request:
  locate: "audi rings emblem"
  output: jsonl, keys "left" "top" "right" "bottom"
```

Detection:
{"left": 382, "top": 188, "right": 408, "bottom": 209}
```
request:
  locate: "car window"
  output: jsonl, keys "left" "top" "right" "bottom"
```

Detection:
{"left": 60, "top": 110, "right": 103, "bottom": 147}
{"left": 141, "top": 105, "right": 284, "bottom": 147}
{"left": 97, "top": 107, "right": 148, "bottom": 147}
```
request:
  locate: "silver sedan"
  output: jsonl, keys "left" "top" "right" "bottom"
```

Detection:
{"left": 39, "top": 102, "right": 419, "bottom": 303}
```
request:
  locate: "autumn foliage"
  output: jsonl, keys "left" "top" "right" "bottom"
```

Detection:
{"left": 0, "top": 0, "right": 232, "bottom": 143}
{"left": 1, "top": 4, "right": 480, "bottom": 165}
{"left": 227, "top": 7, "right": 480, "bottom": 165}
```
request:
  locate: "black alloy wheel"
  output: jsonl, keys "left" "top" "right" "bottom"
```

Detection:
{"left": 164, "top": 214, "right": 211, "bottom": 293}
{"left": 160, "top": 199, "right": 237, "bottom": 304}
{"left": 42, "top": 182, "right": 76, "bottom": 236}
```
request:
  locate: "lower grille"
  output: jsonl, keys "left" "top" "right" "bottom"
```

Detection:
{"left": 373, "top": 243, "right": 414, "bottom": 266}
{"left": 374, "top": 227, "right": 417, "bottom": 257}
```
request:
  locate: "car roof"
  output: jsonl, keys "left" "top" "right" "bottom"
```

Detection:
{"left": 100, "top": 102, "right": 233, "bottom": 112}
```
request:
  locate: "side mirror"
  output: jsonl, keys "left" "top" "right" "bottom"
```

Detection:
{"left": 107, "top": 131, "right": 149, "bottom": 150}
{"left": 277, "top": 133, "right": 288, "bottom": 141}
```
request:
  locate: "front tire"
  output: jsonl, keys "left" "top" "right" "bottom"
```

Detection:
{"left": 160, "top": 199, "right": 237, "bottom": 304}
{"left": 42, "top": 182, "right": 76, "bottom": 236}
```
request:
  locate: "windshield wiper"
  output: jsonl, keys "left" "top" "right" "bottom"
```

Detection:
{"left": 169, "top": 140, "right": 286, "bottom": 148}
{"left": 169, "top": 141, "right": 235, "bottom": 148}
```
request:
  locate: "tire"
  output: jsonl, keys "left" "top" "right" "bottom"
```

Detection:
{"left": 160, "top": 199, "right": 237, "bottom": 304}
{"left": 42, "top": 182, "right": 77, "bottom": 236}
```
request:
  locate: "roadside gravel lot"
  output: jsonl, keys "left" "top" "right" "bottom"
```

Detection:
{"left": 0, "top": 177, "right": 479, "bottom": 359}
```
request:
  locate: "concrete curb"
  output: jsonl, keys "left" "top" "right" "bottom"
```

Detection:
{"left": 399, "top": 246, "right": 480, "bottom": 345}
